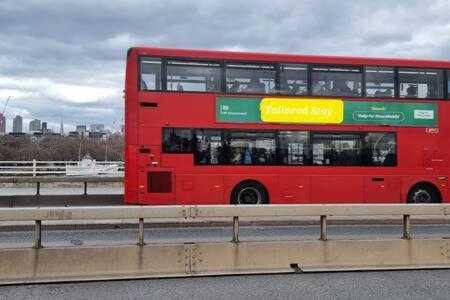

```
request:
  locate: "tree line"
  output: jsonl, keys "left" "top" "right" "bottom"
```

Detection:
{"left": 0, "top": 134, "right": 123, "bottom": 161}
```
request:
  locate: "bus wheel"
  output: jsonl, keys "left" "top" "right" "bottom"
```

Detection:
{"left": 231, "top": 181, "right": 269, "bottom": 205}
{"left": 407, "top": 184, "right": 440, "bottom": 204}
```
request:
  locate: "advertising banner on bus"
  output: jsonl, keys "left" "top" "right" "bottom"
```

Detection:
{"left": 216, "top": 97, "right": 437, "bottom": 127}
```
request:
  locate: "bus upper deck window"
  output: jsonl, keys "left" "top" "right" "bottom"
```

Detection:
{"left": 140, "top": 58, "right": 161, "bottom": 91}
{"left": 365, "top": 66, "right": 394, "bottom": 98}
{"left": 399, "top": 68, "right": 443, "bottom": 99}
{"left": 280, "top": 64, "right": 308, "bottom": 95}
{"left": 312, "top": 66, "right": 362, "bottom": 97}
{"left": 166, "top": 60, "right": 221, "bottom": 93}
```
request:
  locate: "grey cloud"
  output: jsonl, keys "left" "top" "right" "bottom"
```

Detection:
{"left": 0, "top": 0, "right": 449, "bottom": 132}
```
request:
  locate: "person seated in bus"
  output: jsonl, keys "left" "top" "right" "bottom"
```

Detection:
{"left": 241, "top": 145, "right": 253, "bottom": 164}
{"left": 244, "top": 75, "right": 265, "bottom": 93}
{"left": 406, "top": 85, "right": 418, "bottom": 98}
{"left": 313, "top": 82, "right": 325, "bottom": 95}
{"left": 427, "top": 84, "right": 438, "bottom": 99}
{"left": 228, "top": 80, "right": 241, "bottom": 93}
{"left": 255, "top": 148, "right": 267, "bottom": 164}
{"left": 177, "top": 83, "right": 184, "bottom": 91}
{"left": 197, "top": 130, "right": 210, "bottom": 164}
{"left": 331, "top": 79, "right": 352, "bottom": 96}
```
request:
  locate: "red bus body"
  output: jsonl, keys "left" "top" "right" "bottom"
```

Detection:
{"left": 125, "top": 47, "right": 450, "bottom": 205}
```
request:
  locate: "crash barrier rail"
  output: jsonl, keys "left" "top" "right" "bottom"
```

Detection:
{"left": 0, "top": 176, "right": 124, "bottom": 196}
{"left": 0, "top": 204, "right": 449, "bottom": 284}
{"left": 0, "top": 160, "right": 124, "bottom": 176}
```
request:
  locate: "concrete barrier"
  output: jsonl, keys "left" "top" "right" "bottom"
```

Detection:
{"left": 0, "top": 204, "right": 449, "bottom": 284}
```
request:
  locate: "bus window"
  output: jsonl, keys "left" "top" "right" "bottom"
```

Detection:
{"left": 364, "top": 132, "right": 396, "bottom": 166}
{"left": 194, "top": 129, "right": 222, "bottom": 165}
{"left": 365, "top": 67, "right": 394, "bottom": 98}
{"left": 399, "top": 68, "right": 443, "bottom": 99}
{"left": 140, "top": 57, "right": 161, "bottom": 91}
{"left": 279, "top": 64, "right": 308, "bottom": 95}
{"left": 162, "top": 128, "right": 193, "bottom": 153}
{"left": 312, "top": 66, "right": 362, "bottom": 97}
{"left": 278, "top": 131, "right": 309, "bottom": 164}
{"left": 447, "top": 70, "right": 450, "bottom": 98}
{"left": 166, "top": 60, "right": 221, "bottom": 93}
{"left": 226, "top": 63, "right": 276, "bottom": 95}
{"left": 312, "top": 133, "right": 362, "bottom": 166}
{"left": 227, "top": 131, "right": 276, "bottom": 165}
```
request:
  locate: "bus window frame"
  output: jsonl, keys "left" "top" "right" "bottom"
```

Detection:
{"left": 138, "top": 55, "right": 450, "bottom": 101}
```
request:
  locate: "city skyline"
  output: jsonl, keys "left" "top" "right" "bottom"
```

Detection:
{"left": 0, "top": 113, "right": 120, "bottom": 134}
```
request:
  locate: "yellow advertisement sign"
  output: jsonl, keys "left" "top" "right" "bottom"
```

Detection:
{"left": 260, "top": 98, "right": 344, "bottom": 124}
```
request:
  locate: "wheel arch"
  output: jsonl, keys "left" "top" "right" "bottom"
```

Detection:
{"left": 406, "top": 181, "right": 442, "bottom": 203}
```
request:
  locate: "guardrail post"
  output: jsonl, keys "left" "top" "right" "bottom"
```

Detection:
{"left": 320, "top": 215, "right": 327, "bottom": 241}
{"left": 83, "top": 182, "right": 88, "bottom": 195}
{"left": 403, "top": 215, "right": 411, "bottom": 240}
{"left": 32, "top": 159, "right": 36, "bottom": 177}
{"left": 232, "top": 216, "right": 239, "bottom": 243}
{"left": 34, "top": 220, "right": 42, "bottom": 249}
{"left": 138, "top": 218, "right": 145, "bottom": 246}
{"left": 36, "top": 182, "right": 40, "bottom": 196}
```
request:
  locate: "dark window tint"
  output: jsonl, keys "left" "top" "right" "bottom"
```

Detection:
{"left": 279, "top": 64, "right": 308, "bottom": 95}
{"left": 278, "top": 131, "right": 309, "bottom": 164}
{"left": 226, "top": 63, "right": 276, "bottom": 94}
{"left": 162, "top": 128, "right": 193, "bottom": 152}
{"left": 365, "top": 66, "right": 394, "bottom": 98}
{"left": 312, "top": 66, "right": 362, "bottom": 97}
{"left": 447, "top": 70, "right": 450, "bottom": 98}
{"left": 228, "top": 131, "right": 276, "bottom": 165}
{"left": 312, "top": 132, "right": 362, "bottom": 166}
{"left": 140, "top": 57, "right": 161, "bottom": 90}
{"left": 363, "top": 132, "right": 396, "bottom": 166}
{"left": 194, "top": 129, "right": 222, "bottom": 165}
{"left": 166, "top": 60, "right": 221, "bottom": 92}
{"left": 399, "top": 68, "right": 443, "bottom": 99}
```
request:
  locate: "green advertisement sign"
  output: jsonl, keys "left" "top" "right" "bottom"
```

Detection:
{"left": 216, "top": 97, "right": 438, "bottom": 127}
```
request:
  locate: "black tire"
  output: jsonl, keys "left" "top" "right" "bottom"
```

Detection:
{"left": 407, "top": 184, "right": 440, "bottom": 203}
{"left": 231, "top": 181, "right": 269, "bottom": 205}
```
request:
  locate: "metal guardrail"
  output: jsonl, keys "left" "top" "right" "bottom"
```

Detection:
{"left": 0, "top": 176, "right": 123, "bottom": 196}
{"left": 1, "top": 204, "right": 448, "bottom": 248}
{"left": 0, "top": 160, "right": 124, "bottom": 176}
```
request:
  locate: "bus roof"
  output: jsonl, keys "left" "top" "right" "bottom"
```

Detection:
{"left": 131, "top": 46, "right": 450, "bottom": 69}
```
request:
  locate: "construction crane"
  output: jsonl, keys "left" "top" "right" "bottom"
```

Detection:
{"left": 2, "top": 96, "right": 10, "bottom": 115}
{"left": 0, "top": 96, "right": 10, "bottom": 130}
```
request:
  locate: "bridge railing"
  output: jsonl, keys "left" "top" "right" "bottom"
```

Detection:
{"left": 0, "top": 160, "right": 124, "bottom": 176}
{"left": 0, "top": 175, "right": 123, "bottom": 196}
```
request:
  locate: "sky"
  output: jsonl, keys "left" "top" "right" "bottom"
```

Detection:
{"left": 0, "top": 0, "right": 449, "bottom": 132}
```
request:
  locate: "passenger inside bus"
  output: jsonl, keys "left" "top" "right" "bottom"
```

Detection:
{"left": 406, "top": 85, "right": 418, "bottom": 98}
{"left": 331, "top": 79, "right": 352, "bottom": 95}
{"left": 244, "top": 75, "right": 265, "bottom": 93}
{"left": 229, "top": 80, "right": 241, "bottom": 93}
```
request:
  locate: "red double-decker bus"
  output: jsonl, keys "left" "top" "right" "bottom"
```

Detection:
{"left": 125, "top": 47, "right": 450, "bottom": 205}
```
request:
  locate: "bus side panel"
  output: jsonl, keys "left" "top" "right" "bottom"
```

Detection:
{"left": 364, "top": 176, "right": 401, "bottom": 203}
{"left": 176, "top": 174, "right": 225, "bottom": 205}
{"left": 124, "top": 145, "right": 138, "bottom": 204}
{"left": 310, "top": 175, "right": 364, "bottom": 203}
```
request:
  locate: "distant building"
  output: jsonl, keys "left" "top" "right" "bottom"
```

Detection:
{"left": 0, "top": 113, "right": 6, "bottom": 134}
{"left": 68, "top": 131, "right": 79, "bottom": 138}
{"left": 8, "top": 132, "right": 27, "bottom": 138}
{"left": 60, "top": 119, "right": 64, "bottom": 135}
{"left": 13, "top": 115, "right": 23, "bottom": 133}
{"left": 42, "top": 122, "right": 47, "bottom": 131}
{"left": 88, "top": 131, "right": 105, "bottom": 139}
{"left": 29, "top": 119, "right": 41, "bottom": 132}
{"left": 90, "top": 124, "right": 104, "bottom": 133}
{"left": 76, "top": 125, "right": 87, "bottom": 133}
{"left": 121, "top": 124, "right": 125, "bottom": 135}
